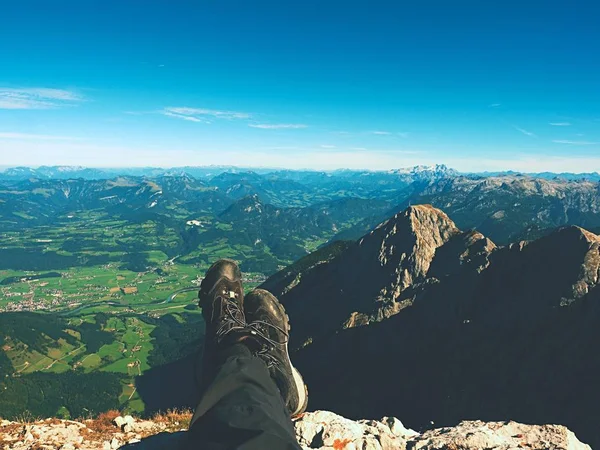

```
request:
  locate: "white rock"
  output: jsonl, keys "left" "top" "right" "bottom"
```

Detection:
{"left": 0, "top": 410, "right": 592, "bottom": 450}
{"left": 382, "top": 417, "right": 419, "bottom": 438}
{"left": 123, "top": 423, "right": 134, "bottom": 433}
{"left": 321, "top": 420, "right": 364, "bottom": 446}
{"left": 123, "top": 415, "right": 135, "bottom": 426}
{"left": 113, "top": 416, "right": 126, "bottom": 428}
{"left": 357, "top": 437, "right": 383, "bottom": 450}
{"left": 408, "top": 420, "right": 591, "bottom": 450}
{"left": 295, "top": 411, "right": 402, "bottom": 450}
{"left": 295, "top": 415, "right": 325, "bottom": 446}
{"left": 342, "top": 443, "right": 358, "bottom": 450}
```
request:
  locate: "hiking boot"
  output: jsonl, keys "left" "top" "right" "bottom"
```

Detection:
{"left": 244, "top": 289, "right": 308, "bottom": 417}
{"left": 199, "top": 259, "right": 246, "bottom": 354}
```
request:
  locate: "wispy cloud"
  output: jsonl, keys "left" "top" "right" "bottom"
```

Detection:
{"left": 372, "top": 131, "right": 392, "bottom": 135}
{"left": 397, "top": 132, "right": 409, "bottom": 138}
{"left": 549, "top": 122, "right": 571, "bottom": 126}
{"left": 0, "top": 87, "right": 83, "bottom": 109}
{"left": 249, "top": 123, "right": 307, "bottom": 129}
{"left": 163, "top": 111, "right": 208, "bottom": 123}
{"left": 320, "top": 144, "right": 336, "bottom": 149}
{"left": 489, "top": 103, "right": 501, "bottom": 108}
{"left": 161, "top": 107, "right": 251, "bottom": 122}
{"left": 552, "top": 140, "right": 599, "bottom": 145}
{"left": 513, "top": 126, "right": 537, "bottom": 138}
{"left": 0, "top": 132, "right": 81, "bottom": 141}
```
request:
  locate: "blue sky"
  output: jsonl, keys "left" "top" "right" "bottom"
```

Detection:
{"left": 1, "top": 0, "right": 599, "bottom": 172}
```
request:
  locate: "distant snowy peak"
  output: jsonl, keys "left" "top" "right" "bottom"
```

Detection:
{"left": 391, "top": 164, "right": 458, "bottom": 177}
{"left": 52, "top": 165, "right": 87, "bottom": 172}
{"left": 2, "top": 166, "right": 38, "bottom": 176}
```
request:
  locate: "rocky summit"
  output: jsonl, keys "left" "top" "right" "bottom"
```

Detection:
{"left": 0, "top": 410, "right": 591, "bottom": 449}
{"left": 261, "top": 205, "right": 497, "bottom": 348}
{"left": 262, "top": 204, "right": 600, "bottom": 448}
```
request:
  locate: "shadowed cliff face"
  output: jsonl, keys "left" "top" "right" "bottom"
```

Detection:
{"left": 262, "top": 205, "right": 600, "bottom": 449}
{"left": 262, "top": 205, "right": 496, "bottom": 348}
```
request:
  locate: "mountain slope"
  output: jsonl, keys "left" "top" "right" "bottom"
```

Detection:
{"left": 403, "top": 175, "right": 600, "bottom": 244}
{"left": 262, "top": 205, "right": 600, "bottom": 448}
{"left": 262, "top": 205, "right": 496, "bottom": 347}
{"left": 204, "top": 195, "right": 392, "bottom": 267}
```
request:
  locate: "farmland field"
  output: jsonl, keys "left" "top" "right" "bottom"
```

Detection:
{"left": 0, "top": 209, "right": 267, "bottom": 418}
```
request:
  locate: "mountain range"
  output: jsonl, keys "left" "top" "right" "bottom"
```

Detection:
{"left": 2, "top": 165, "right": 600, "bottom": 447}
{"left": 2, "top": 166, "right": 600, "bottom": 274}
{"left": 0, "top": 167, "right": 598, "bottom": 234}
{"left": 261, "top": 204, "right": 600, "bottom": 448}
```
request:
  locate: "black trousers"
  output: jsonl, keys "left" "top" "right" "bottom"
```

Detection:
{"left": 185, "top": 344, "right": 302, "bottom": 450}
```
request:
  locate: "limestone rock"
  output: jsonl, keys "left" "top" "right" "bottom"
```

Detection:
{"left": 114, "top": 416, "right": 126, "bottom": 428}
{"left": 292, "top": 412, "right": 591, "bottom": 450}
{"left": 0, "top": 411, "right": 591, "bottom": 450}
{"left": 294, "top": 411, "right": 409, "bottom": 450}
{"left": 123, "top": 415, "right": 136, "bottom": 426}
{"left": 381, "top": 417, "right": 418, "bottom": 439}
{"left": 406, "top": 420, "right": 591, "bottom": 450}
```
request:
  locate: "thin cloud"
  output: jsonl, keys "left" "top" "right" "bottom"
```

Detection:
{"left": 0, "top": 132, "right": 81, "bottom": 140}
{"left": 489, "top": 103, "right": 502, "bottom": 108}
{"left": 0, "top": 87, "right": 83, "bottom": 109}
{"left": 249, "top": 123, "right": 307, "bottom": 129}
{"left": 397, "top": 132, "right": 409, "bottom": 138}
{"left": 372, "top": 131, "right": 392, "bottom": 135}
{"left": 552, "top": 140, "right": 599, "bottom": 145}
{"left": 162, "top": 107, "right": 252, "bottom": 122}
{"left": 549, "top": 122, "right": 571, "bottom": 126}
{"left": 513, "top": 126, "right": 537, "bottom": 138}
{"left": 163, "top": 111, "right": 208, "bottom": 123}
{"left": 320, "top": 144, "right": 336, "bottom": 149}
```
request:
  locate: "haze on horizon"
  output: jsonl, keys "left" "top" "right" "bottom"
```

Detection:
{"left": 1, "top": 1, "right": 599, "bottom": 173}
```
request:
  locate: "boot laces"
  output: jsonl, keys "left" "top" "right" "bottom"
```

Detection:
{"left": 247, "top": 320, "right": 289, "bottom": 368}
{"left": 215, "top": 290, "right": 247, "bottom": 342}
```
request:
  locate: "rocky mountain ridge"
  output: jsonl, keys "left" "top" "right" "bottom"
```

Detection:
{"left": 261, "top": 204, "right": 600, "bottom": 448}
{"left": 261, "top": 205, "right": 499, "bottom": 347}
{"left": 0, "top": 410, "right": 591, "bottom": 449}
{"left": 337, "top": 174, "right": 600, "bottom": 245}
{"left": 3, "top": 170, "right": 600, "bottom": 250}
